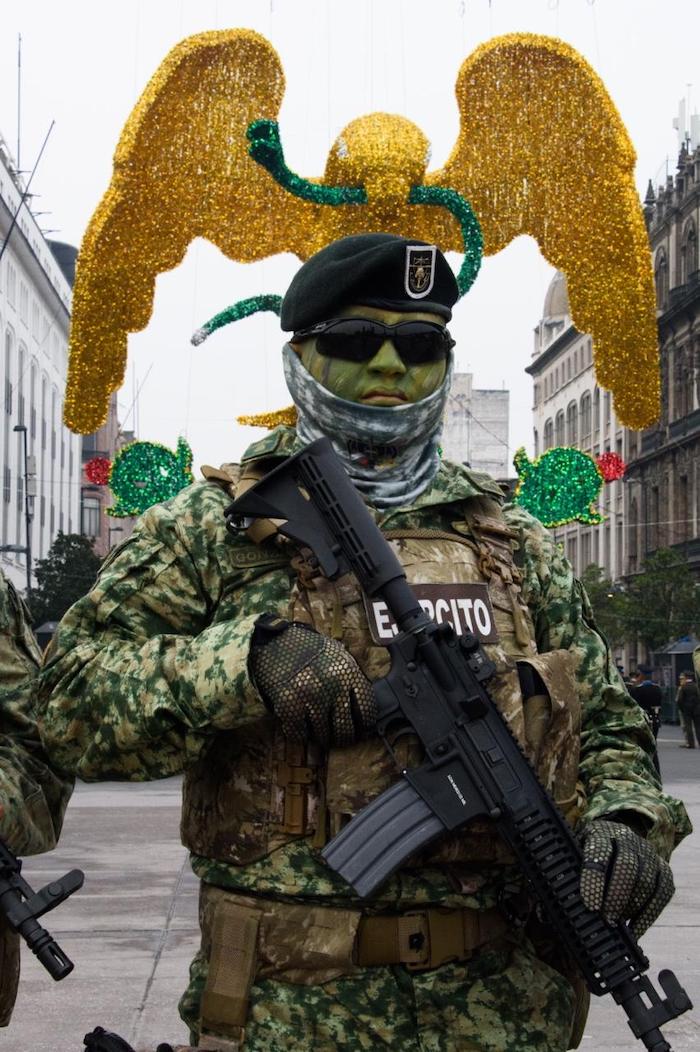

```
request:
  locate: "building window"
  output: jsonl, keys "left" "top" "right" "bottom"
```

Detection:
{"left": 81, "top": 496, "right": 101, "bottom": 539}
{"left": 566, "top": 401, "right": 578, "bottom": 446}
{"left": 543, "top": 418, "right": 553, "bottom": 450}
{"left": 17, "top": 345, "right": 25, "bottom": 425}
{"left": 4, "top": 330, "right": 12, "bottom": 416}
{"left": 628, "top": 499, "right": 638, "bottom": 573}
{"left": 19, "top": 283, "right": 29, "bottom": 325}
{"left": 3, "top": 466, "right": 10, "bottom": 503}
{"left": 580, "top": 391, "right": 592, "bottom": 442}
{"left": 533, "top": 428, "right": 539, "bottom": 457}
{"left": 677, "top": 475, "right": 689, "bottom": 544}
{"left": 566, "top": 535, "right": 578, "bottom": 570}
{"left": 581, "top": 530, "right": 591, "bottom": 569}
{"left": 680, "top": 220, "right": 697, "bottom": 285}
{"left": 604, "top": 390, "right": 611, "bottom": 430}
{"left": 555, "top": 410, "right": 565, "bottom": 446}
{"left": 654, "top": 247, "right": 668, "bottom": 310}
{"left": 674, "top": 346, "right": 690, "bottom": 420}
{"left": 41, "top": 376, "right": 48, "bottom": 450}
{"left": 7, "top": 262, "right": 16, "bottom": 306}
{"left": 31, "top": 299, "right": 40, "bottom": 340}
{"left": 30, "top": 360, "right": 37, "bottom": 441}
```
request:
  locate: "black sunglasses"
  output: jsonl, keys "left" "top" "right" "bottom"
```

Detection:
{"left": 292, "top": 317, "right": 455, "bottom": 365}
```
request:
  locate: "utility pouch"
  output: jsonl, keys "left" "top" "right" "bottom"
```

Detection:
{"left": 199, "top": 900, "right": 260, "bottom": 1051}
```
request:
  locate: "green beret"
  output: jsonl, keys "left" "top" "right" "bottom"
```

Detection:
{"left": 280, "top": 233, "right": 459, "bottom": 332}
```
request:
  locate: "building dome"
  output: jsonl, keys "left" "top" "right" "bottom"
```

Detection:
{"left": 542, "top": 270, "right": 570, "bottom": 320}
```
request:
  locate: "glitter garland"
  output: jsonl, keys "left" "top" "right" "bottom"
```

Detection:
{"left": 237, "top": 406, "right": 297, "bottom": 428}
{"left": 596, "top": 451, "right": 627, "bottom": 482}
{"left": 84, "top": 455, "right": 112, "bottom": 486}
{"left": 65, "top": 29, "right": 659, "bottom": 435}
{"left": 514, "top": 446, "right": 604, "bottom": 528}
{"left": 107, "top": 438, "right": 194, "bottom": 517}
{"left": 247, "top": 120, "right": 367, "bottom": 205}
{"left": 408, "top": 185, "right": 482, "bottom": 295}
{"left": 192, "top": 294, "right": 282, "bottom": 345}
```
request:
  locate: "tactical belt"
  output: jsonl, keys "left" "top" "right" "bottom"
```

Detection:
{"left": 355, "top": 906, "right": 508, "bottom": 970}
{"left": 198, "top": 886, "right": 510, "bottom": 1049}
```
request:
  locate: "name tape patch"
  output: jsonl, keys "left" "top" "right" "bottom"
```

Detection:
{"left": 364, "top": 583, "right": 499, "bottom": 645}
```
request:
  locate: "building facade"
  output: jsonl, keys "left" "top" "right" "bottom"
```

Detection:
{"left": 526, "top": 272, "right": 632, "bottom": 583}
{"left": 441, "top": 372, "right": 510, "bottom": 478}
{"left": 0, "top": 135, "right": 80, "bottom": 594}
{"left": 626, "top": 145, "right": 700, "bottom": 579}
{"left": 81, "top": 392, "right": 136, "bottom": 558}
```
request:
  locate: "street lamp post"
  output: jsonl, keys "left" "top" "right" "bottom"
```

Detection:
{"left": 13, "top": 424, "right": 34, "bottom": 597}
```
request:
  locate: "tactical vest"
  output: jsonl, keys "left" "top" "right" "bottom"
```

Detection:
{"left": 182, "top": 465, "right": 584, "bottom": 869}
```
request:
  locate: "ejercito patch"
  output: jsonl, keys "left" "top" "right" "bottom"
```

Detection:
{"left": 364, "top": 583, "right": 499, "bottom": 644}
{"left": 405, "top": 245, "right": 437, "bottom": 298}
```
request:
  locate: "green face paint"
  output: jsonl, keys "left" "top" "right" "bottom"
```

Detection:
{"left": 293, "top": 305, "right": 449, "bottom": 405}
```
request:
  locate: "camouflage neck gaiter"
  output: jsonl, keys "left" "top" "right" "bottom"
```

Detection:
{"left": 283, "top": 343, "right": 452, "bottom": 509}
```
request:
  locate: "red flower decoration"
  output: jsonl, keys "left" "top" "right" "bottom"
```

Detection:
{"left": 596, "top": 452, "right": 626, "bottom": 482}
{"left": 85, "top": 455, "right": 112, "bottom": 486}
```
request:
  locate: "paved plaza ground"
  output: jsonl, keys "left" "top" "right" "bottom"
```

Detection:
{"left": 5, "top": 725, "right": 700, "bottom": 1051}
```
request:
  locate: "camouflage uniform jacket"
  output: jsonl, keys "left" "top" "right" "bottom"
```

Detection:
{"left": 1, "top": 570, "right": 73, "bottom": 1026}
{"left": 38, "top": 427, "right": 690, "bottom": 912}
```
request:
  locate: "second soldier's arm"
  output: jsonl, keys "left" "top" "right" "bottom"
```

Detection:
{"left": 0, "top": 573, "right": 72, "bottom": 855}
{"left": 38, "top": 482, "right": 274, "bottom": 781}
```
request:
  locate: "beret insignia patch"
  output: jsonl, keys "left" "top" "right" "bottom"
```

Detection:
{"left": 405, "top": 245, "right": 437, "bottom": 299}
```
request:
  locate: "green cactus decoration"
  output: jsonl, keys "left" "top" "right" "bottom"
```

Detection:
{"left": 107, "top": 438, "right": 194, "bottom": 517}
{"left": 513, "top": 446, "right": 604, "bottom": 527}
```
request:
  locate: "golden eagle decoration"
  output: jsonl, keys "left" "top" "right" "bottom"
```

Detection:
{"left": 64, "top": 29, "right": 659, "bottom": 435}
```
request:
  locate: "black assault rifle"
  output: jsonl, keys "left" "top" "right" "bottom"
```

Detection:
{"left": 226, "top": 436, "right": 692, "bottom": 1052}
{"left": 0, "top": 835, "right": 83, "bottom": 979}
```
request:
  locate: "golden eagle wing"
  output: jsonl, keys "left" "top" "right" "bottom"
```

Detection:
{"left": 66, "top": 29, "right": 313, "bottom": 433}
{"left": 427, "top": 34, "right": 658, "bottom": 429}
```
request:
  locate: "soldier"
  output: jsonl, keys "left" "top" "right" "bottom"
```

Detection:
{"left": 676, "top": 671, "right": 700, "bottom": 749}
{"left": 0, "top": 569, "right": 73, "bottom": 1026}
{"left": 39, "top": 235, "right": 690, "bottom": 1052}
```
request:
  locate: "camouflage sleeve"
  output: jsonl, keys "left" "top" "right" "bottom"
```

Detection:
{"left": 38, "top": 482, "right": 269, "bottom": 782}
{"left": 504, "top": 504, "right": 691, "bottom": 860}
{"left": 0, "top": 572, "right": 73, "bottom": 854}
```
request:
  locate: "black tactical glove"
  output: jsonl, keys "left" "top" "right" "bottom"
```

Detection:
{"left": 83, "top": 1031, "right": 175, "bottom": 1052}
{"left": 83, "top": 1029, "right": 137, "bottom": 1051}
{"left": 579, "top": 819, "right": 674, "bottom": 938}
{"left": 249, "top": 615, "right": 376, "bottom": 747}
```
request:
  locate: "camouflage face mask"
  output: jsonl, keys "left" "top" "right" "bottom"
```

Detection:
{"left": 283, "top": 343, "right": 452, "bottom": 508}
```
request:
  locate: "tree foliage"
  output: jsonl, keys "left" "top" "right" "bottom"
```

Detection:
{"left": 620, "top": 548, "right": 700, "bottom": 652}
{"left": 579, "top": 564, "right": 627, "bottom": 647}
{"left": 28, "top": 532, "right": 102, "bottom": 626}
{"left": 581, "top": 549, "right": 700, "bottom": 653}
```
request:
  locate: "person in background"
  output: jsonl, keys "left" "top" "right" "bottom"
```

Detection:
{"left": 676, "top": 672, "right": 700, "bottom": 749}
{"left": 629, "top": 666, "right": 662, "bottom": 773}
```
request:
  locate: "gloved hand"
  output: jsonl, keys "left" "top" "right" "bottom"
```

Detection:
{"left": 579, "top": 819, "right": 674, "bottom": 938}
{"left": 249, "top": 615, "right": 376, "bottom": 747}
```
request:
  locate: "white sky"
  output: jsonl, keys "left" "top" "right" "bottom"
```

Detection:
{"left": 1, "top": 0, "right": 697, "bottom": 470}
